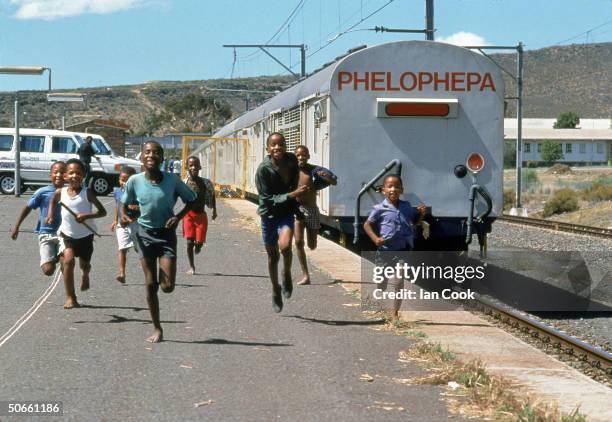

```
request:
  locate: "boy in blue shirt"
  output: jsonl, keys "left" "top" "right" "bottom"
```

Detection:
{"left": 364, "top": 174, "right": 426, "bottom": 320}
{"left": 121, "top": 141, "right": 196, "bottom": 343}
{"left": 10, "top": 161, "right": 66, "bottom": 276}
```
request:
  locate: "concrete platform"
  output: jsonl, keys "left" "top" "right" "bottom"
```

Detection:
{"left": 226, "top": 198, "right": 612, "bottom": 422}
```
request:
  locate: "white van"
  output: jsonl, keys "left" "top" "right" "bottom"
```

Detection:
{"left": 0, "top": 128, "right": 140, "bottom": 195}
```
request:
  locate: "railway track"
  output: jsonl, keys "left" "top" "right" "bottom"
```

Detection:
{"left": 470, "top": 293, "right": 612, "bottom": 374}
{"left": 497, "top": 214, "right": 612, "bottom": 239}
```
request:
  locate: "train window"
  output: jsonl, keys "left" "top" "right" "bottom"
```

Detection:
{"left": 537, "top": 143, "right": 542, "bottom": 153}
{"left": 579, "top": 143, "right": 586, "bottom": 154}
{"left": 597, "top": 143, "right": 604, "bottom": 154}
{"left": 566, "top": 143, "right": 572, "bottom": 153}
{"left": 524, "top": 142, "right": 530, "bottom": 153}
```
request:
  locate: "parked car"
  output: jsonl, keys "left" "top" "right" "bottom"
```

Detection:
{"left": 0, "top": 128, "right": 140, "bottom": 195}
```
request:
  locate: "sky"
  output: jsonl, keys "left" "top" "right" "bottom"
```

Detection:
{"left": 0, "top": 0, "right": 611, "bottom": 91}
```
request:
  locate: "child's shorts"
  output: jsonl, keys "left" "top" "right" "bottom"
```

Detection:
{"left": 59, "top": 233, "right": 95, "bottom": 262}
{"left": 261, "top": 214, "right": 295, "bottom": 246}
{"left": 116, "top": 222, "right": 136, "bottom": 251}
{"left": 38, "top": 233, "right": 60, "bottom": 267}
{"left": 298, "top": 204, "right": 321, "bottom": 231}
{"left": 182, "top": 210, "right": 208, "bottom": 244}
{"left": 132, "top": 225, "right": 177, "bottom": 260}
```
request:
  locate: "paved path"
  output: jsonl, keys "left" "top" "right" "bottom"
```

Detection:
{"left": 0, "top": 195, "right": 468, "bottom": 421}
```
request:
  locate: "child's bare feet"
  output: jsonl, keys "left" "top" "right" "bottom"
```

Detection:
{"left": 194, "top": 243, "right": 203, "bottom": 255}
{"left": 186, "top": 268, "right": 195, "bottom": 275}
{"left": 116, "top": 274, "right": 126, "bottom": 283}
{"left": 80, "top": 273, "right": 90, "bottom": 291}
{"left": 297, "top": 276, "right": 310, "bottom": 285}
{"left": 146, "top": 329, "right": 163, "bottom": 343}
{"left": 64, "top": 298, "right": 80, "bottom": 309}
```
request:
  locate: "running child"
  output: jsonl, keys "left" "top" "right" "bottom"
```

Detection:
{"left": 10, "top": 161, "right": 66, "bottom": 276}
{"left": 111, "top": 166, "right": 139, "bottom": 283}
{"left": 183, "top": 156, "right": 217, "bottom": 275}
{"left": 293, "top": 145, "right": 337, "bottom": 285}
{"left": 121, "top": 141, "right": 196, "bottom": 343}
{"left": 363, "top": 174, "right": 426, "bottom": 321}
{"left": 255, "top": 132, "right": 307, "bottom": 313}
{"left": 46, "top": 158, "right": 107, "bottom": 309}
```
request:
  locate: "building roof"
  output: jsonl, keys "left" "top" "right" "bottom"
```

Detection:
{"left": 504, "top": 118, "right": 610, "bottom": 130}
{"left": 504, "top": 128, "right": 612, "bottom": 141}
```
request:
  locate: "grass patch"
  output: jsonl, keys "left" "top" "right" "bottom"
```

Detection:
{"left": 397, "top": 342, "right": 587, "bottom": 421}
{"left": 581, "top": 182, "right": 612, "bottom": 202}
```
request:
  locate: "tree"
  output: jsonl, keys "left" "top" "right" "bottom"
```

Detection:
{"left": 540, "top": 139, "right": 564, "bottom": 164}
{"left": 553, "top": 112, "right": 580, "bottom": 129}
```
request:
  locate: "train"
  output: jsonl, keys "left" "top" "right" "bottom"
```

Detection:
{"left": 191, "top": 40, "right": 504, "bottom": 251}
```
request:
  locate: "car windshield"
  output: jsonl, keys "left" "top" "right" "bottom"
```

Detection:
{"left": 76, "top": 135, "right": 112, "bottom": 155}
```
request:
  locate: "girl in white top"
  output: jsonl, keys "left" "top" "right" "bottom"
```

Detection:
{"left": 46, "top": 159, "right": 106, "bottom": 309}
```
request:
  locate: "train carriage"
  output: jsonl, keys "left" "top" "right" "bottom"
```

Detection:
{"left": 193, "top": 40, "right": 504, "bottom": 251}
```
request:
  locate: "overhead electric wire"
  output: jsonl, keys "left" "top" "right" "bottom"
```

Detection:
{"left": 306, "top": 0, "right": 394, "bottom": 59}
{"left": 551, "top": 18, "right": 612, "bottom": 46}
{"left": 235, "top": 0, "right": 308, "bottom": 62}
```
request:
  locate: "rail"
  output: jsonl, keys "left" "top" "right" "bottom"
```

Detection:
{"left": 472, "top": 293, "right": 612, "bottom": 371}
{"left": 497, "top": 215, "right": 612, "bottom": 239}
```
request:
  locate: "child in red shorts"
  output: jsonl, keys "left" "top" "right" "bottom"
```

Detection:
{"left": 183, "top": 156, "right": 217, "bottom": 275}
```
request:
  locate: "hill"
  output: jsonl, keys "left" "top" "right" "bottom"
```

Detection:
{"left": 0, "top": 43, "right": 610, "bottom": 135}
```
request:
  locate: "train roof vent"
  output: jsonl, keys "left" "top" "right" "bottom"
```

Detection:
{"left": 334, "top": 53, "right": 348, "bottom": 61}
{"left": 347, "top": 45, "right": 367, "bottom": 54}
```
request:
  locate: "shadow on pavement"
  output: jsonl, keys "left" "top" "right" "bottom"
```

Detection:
{"left": 166, "top": 338, "right": 293, "bottom": 347}
{"left": 73, "top": 314, "right": 186, "bottom": 324}
{"left": 79, "top": 304, "right": 148, "bottom": 312}
{"left": 202, "top": 272, "right": 269, "bottom": 279}
{"left": 284, "top": 315, "right": 386, "bottom": 326}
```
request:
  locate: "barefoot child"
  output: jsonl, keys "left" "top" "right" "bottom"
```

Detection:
{"left": 183, "top": 156, "right": 217, "bottom": 275}
{"left": 46, "top": 158, "right": 107, "bottom": 309}
{"left": 293, "top": 145, "right": 337, "bottom": 285}
{"left": 255, "top": 132, "right": 307, "bottom": 313}
{"left": 363, "top": 174, "right": 426, "bottom": 321}
{"left": 121, "top": 141, "right": 196, "bottom": 343}
{"left": 111, "top": 166, "right": 139, "bottom": 283}
{"left": 10, "top": 161, "right": 66, "bottom": 276}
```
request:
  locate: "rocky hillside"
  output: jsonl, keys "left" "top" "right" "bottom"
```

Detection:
{"left": 494, "top": 42, "right": 611, "bottom": 118}
{"left": 0, "top": 43, "right": 609, "bottom": 135}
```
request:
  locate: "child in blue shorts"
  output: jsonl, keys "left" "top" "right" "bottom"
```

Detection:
{"left": 255, "top": 132, "right": 307, "bottom": 313}
{"left": 364, "top": 174, "right": 426, "bottom": 320}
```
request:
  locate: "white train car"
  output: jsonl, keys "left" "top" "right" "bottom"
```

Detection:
{"left": 193, "top": 40, "right": 504, "bottom": 250}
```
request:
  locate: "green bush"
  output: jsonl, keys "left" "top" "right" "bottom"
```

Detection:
{"left": 525, "top": 160, "right": 538, "bottom": 168}
{"left": 581, "top": 182, "right": 612, "bottom": 202}
{"left": 543, "top": 188, "right": 579, "bottom": 217}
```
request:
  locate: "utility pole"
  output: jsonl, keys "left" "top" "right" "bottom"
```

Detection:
{"left": 223, "top": 44, "right": 306, "bottom": 78}
{"left": 425, "top": 0, "right": 434, "bottom": 40}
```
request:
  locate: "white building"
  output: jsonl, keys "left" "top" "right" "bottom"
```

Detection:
{"left": 504, "top": 119, "right": 612, "bottom": 165}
